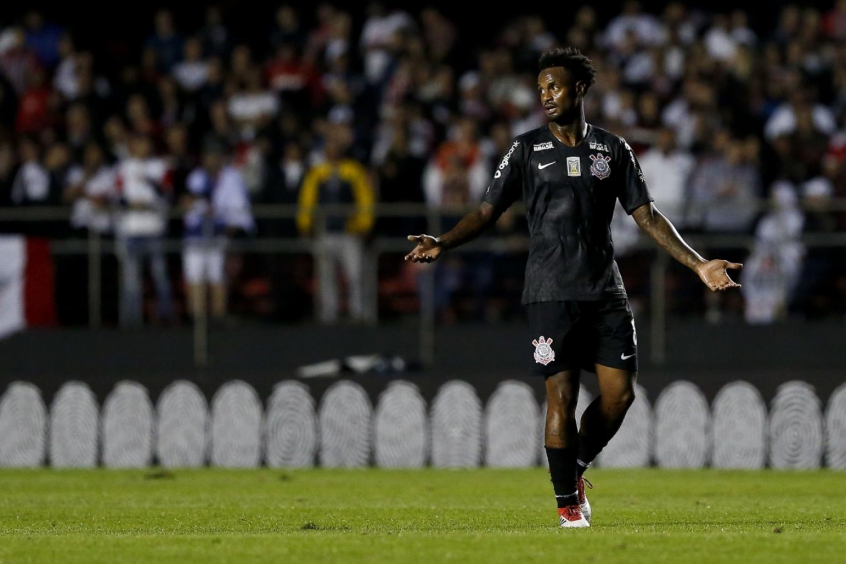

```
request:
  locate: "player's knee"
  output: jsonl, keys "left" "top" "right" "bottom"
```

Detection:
{"left": 616, "top": 387, "right": 635, "bottom": 411}
{"left": 545, "top": 374, "right": 578, "bottom": 407}
{"left": 546, "top": 386, "right": 578, "bottom": 412}
{"left": 545, "top": 399, "right": 578, "bottom": 435}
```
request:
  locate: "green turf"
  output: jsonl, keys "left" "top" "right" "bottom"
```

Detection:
{"left": 0, "top": 468, "right": 844, "bottom": 563}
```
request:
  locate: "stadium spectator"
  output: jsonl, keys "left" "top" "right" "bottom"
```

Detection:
{"left": 266, "top": 43, "right": 313, "bottom": 113}
{"left": 268, "top": 6, "right": 306, "bottom": 55}
{"left": 182, "top": 138, "right": 254, "bottom": 320}
{"left": 145, "top": 9, "right": 183, "bottom": 74}
{"left": 374, "top": 124, "right": 426, "bottom": 237}
{"left": 15, "top": 66, "right": 51, "bottom": 134}
{"left": 65, "top": 104, "right": 94, "bottom": 160}
{"left": 172, "top": 37, "right": 208, "bottom": 93}
{"left": 687, "top": 134, "right": 760, "bottom": 234}
{"left": 64, "top": 141, "right": 116, "bottom": 234}
{"left": 637, "top": 126, "right": 694, "bottom": 227}
{"left": 297, "top": 131, "right": 374, "bottom": 324}
{"left": 359, "top": 2, "right": 413, "bottom": 86}
{"left": 22, "top": 11, "right": 63, "bottom": 70}
{"left": 741, "top": 182, "right": 805, "bottom": 323}
{"left": 0, "top": 28, "right": 40, "bottom": 96}
{"left": 228, "top": 67, "right": 278, "bottom": 140}
{"left": 423, "top": 117, "right": 488, "bottom": 209}
{"left": 10, "top": 135, "right": 51, "bottom": 206}
{"left": 114, "top": 134, "right": 173, "bottom": 327}
{"left": 200, "top": 6, "right": 232, "bottom": 60}
{"left": 53, "top": 34, "right": 83, "bottom": 101}
{"left": 603, "top": 0, "right": 664, "bottom": 51}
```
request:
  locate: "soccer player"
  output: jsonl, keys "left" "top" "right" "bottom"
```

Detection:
{"left": 405, "top": 47, "right": 743, "bottom": 528}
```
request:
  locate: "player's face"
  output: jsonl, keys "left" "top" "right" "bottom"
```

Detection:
{"left": 537, "top": 67, "right": 583, "bottom": 123}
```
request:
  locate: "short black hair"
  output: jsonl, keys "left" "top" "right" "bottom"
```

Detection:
{"left": 538, "top": 47, "right": 597, "bottom": 93}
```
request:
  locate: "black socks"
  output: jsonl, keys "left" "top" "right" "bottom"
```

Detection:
{"left": 545, "top": 446, "right": 578, "bottom": 508}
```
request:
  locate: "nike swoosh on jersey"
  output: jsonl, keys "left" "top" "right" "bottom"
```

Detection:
{"left": 538, "top": 161, "right": 556, "bottom": 169}
{"left": 621, "top": 353, "right": 636, "bottom": 360}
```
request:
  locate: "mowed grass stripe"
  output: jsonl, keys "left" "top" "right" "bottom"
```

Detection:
{"left": 0, "top": 469, "right": 843, "bottom": 564}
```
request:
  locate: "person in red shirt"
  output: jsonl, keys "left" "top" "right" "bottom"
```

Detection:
{"left": 16, "top": 67, "right": 51, "bottom": 134}
{"left": 266, "top": 43, "right": 314, "bottom": 112}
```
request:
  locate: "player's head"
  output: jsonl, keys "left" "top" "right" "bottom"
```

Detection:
{"left": 537, "top": 47, "right": 596, "bottom": 123}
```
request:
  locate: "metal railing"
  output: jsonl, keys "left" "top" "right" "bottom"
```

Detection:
{"left": 2, "top": 201, "right": 846, "bottom": 367}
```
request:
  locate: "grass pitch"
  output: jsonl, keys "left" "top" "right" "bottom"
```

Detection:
{"left": 0, "top": 468, "right": 843, "bottom": 563}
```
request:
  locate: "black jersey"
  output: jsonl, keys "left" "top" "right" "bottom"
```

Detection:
{"left": 482, "top": 124, "right": 653, "bottom": 304}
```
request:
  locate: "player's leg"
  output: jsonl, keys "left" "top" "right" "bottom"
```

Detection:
{"left": 573, "top": 298, "right": 639, "bottom": 522}
{"left": 545, "top": 371, "right": 589, "bottom": 528}
{"left": 529, "top": 301, "right": 589, "bottom": 528}
{"left": 577, "top": 365, "right": 636, "bottom": 466}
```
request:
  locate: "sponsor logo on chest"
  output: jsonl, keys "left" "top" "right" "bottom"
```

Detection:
{"left": 589, "top": 141, "right": 610, "bottom": 152}
{"left": 533, "top": 142, "right": 553, "bottom": 151}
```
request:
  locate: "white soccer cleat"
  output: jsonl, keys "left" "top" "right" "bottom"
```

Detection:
{"left": 558, "top": 505, "right": 590, "bottom": 528}
{"left": 577, "top": 476, "right": 593, "bottom": 523}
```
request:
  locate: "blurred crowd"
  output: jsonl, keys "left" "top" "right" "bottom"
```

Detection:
{"left": 1, "top": 2, "right": 846, "bottom": 326}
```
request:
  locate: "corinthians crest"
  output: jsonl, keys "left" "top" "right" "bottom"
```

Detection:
{"left": 532, "top": 336, "right": 555, "bottom": 365}
{"left": 589, "top": 153, "right": 611, "bottom": 179}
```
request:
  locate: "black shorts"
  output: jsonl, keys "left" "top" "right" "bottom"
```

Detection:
{"left": 526, "top": 298, "right": 638, "bottom": 377}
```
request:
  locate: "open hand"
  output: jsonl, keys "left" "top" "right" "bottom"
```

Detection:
{"left": 405, "top": 234, "right": 443, "bottom": 263}
{"left": 695, "top": 259, "right": 743, "bottom": 291}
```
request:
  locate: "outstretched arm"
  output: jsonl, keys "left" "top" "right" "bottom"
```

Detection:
{"left": 405, "top": 202, "right": 497, "bottom": 263}
{"left": 631, "top": 203, "right": 742, "bottom": 291}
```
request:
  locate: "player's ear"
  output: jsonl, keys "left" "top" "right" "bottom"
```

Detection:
{"left": 575, "top": 80, "right": 586, "bottom": 98}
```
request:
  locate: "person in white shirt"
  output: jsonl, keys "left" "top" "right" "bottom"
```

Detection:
{"left": 181, "top": 139, "right": 254, "bottom": 320}
{"left": 172, "top": 36, "right": 208, "bottom": 92}
{"left": 10, "top": 136, "right": 50, "bottom": 205}
{"left": 637, "top": 127, "right": 695, "bottom": 227}
{"left": 741, "top": 183, "right": 805, "bottom": 323}
{"left": 115, "top": 134, "right": 174, "bottom": 327}
{"left": 359, "top": 2, "right": 413, "bottom": 85}
{"left": 227, "top": 67, "right": 279, "bottom": 140}
{"left": 64, "top": 141, "right": 116, "bottom": 233}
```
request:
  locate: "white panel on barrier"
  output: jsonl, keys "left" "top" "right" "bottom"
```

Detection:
{"left": 431, "top": 380, "right": 482, "bottom": 468}
{"left": 0, "top": 381, "right": 46, "bottom": 467}
{"left": 374, "top": 381, "right": 428, "bottom": 468}
{"left": 711, "top": 381, "right": 767, "bottom": 469}
{"left": 101, "top": 381, "right": 154, "bottom": 468}
{"left": 596, "top": 384, "right": 651, "bottom": 468}
{"left": 210, "top": 381, "right": 263, "bottom": 468}
{"left": 265, "top": 381, "right": 318, "bottom": 468}
{"left": 319, "top": 380, "right": 371, "bottom": 468}
{"left": 654, "top": 381, "right": 710, "bottom": 468}
{"left": 825, "top": 383, "right": 846, "bottom": 470}
{"left": 156, "top": 381, "right": 209, "bottom": 468}
{"left": 50, "top": 381, "right": 98, "bottom": 468}
{"left": 769, "top": 381, "right": 823, "bottom": 469}
{"left": 538, "top": 385, "right": 593, "bottom": 468}
{"left": 485, "top": 380, "right": 539, "bottom": 468}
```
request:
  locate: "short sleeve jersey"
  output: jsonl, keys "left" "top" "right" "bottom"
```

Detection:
{"left": 482, "top": 124, "right": 653, "bottom": 304}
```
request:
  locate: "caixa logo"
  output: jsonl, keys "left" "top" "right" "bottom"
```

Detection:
{"left": 494, "top": 141, "right": 520, "bottom": 179}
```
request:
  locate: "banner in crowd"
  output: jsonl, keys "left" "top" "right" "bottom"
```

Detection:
{"left": 0, "top": 235, "right": 56, "bottom": 339}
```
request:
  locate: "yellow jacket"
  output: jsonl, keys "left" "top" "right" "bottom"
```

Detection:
{"left": 296, "top": 159, "right": 374, "bottom": 235}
